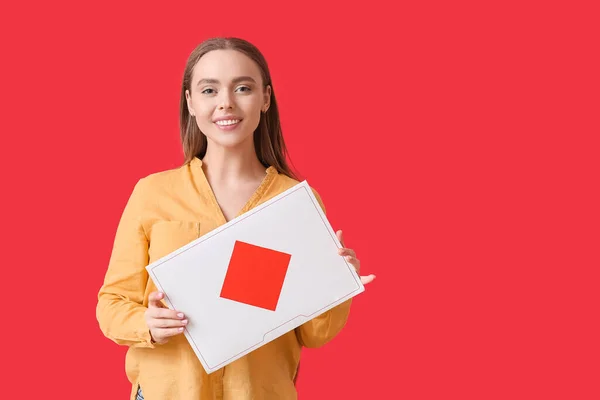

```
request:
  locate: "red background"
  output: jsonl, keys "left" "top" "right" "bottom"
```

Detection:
{"left": 1, "top": 0, "right": 599, "bottom": 398}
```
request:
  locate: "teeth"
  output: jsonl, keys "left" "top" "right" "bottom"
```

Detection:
{"left": 215, "top": 119, "right": 240, "bottom": 126}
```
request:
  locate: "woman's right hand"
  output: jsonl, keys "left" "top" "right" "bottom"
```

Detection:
{"left": 144, "top": 291, "right": 187, "bottom": 344}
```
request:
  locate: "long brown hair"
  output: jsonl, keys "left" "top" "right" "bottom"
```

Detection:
{"left": 179, "top": 37, "right": 299, "bottom": 180}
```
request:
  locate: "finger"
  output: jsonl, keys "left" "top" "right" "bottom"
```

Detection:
{"left": 345, "top": 256, "right": 360, "bottom": 270}
{"left": 148, "top": 291, "right": 166, "bottom": 308}
{"left": 338, "top": 248, "right": 357, "bottom": 258}
{"left": 149, "top": 308, "right": 185, "bottom": 320}
{"left": 361, "top": 274, "right": 376, "bottom": 285}
{"left": 156, "top": 326, "right": 186, "bottom": 338}
{"left": 150, "top": 318, "right": 188, "bottom": 329}
{"left": 336, "top": 230, "right": 345, "bottom": 247}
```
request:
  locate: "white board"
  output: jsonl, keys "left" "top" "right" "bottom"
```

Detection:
{"left": 146, "top": 181, "right": 364, "bottom": 373}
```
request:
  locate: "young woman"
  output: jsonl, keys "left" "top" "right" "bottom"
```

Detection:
{"left": 96, "top": 37, "right": 375, "bottom": 400}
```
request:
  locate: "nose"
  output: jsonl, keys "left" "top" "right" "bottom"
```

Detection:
{"left": 218, "top": 90, "right": 234, "bottom": 110}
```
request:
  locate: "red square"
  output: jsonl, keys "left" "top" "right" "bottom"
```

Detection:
{"left": 219, "top": 240, "right": 291, "bottom": 311}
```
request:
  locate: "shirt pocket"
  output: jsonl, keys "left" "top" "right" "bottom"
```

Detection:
{"left": 147, "top": 220, "right": 201, "bottom": 263}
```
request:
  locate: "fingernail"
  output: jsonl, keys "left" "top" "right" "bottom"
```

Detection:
{"left": 178, "top": 327, "right": 184, "bottom": 332}
{"left": 177, "top": 313, "right": 184, "bottom": 318}
{"left": 345, "top": 256, "right": 352, "bottom": 261}
{"left": 181, "top": 319, "right": 188, "bottom": 325}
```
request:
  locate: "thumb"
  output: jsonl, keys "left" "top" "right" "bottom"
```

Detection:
{"left": 361, "top": 274, "right": 376, "bottom": 285}
{"left": 148, "top": 291, "right": 165, "bottom": 308}
{"left": 336, "top": 230, "right": 345, "bottom": 247}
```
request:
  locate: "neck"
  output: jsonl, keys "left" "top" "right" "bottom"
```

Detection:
{"left": 201, "top": 141, "right": 266, "bottom": 183}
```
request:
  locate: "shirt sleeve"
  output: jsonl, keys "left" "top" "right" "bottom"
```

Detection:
{"left": 294, "top": 188, "right": 353, "bottom": 348}
{"left": 96, "top": 178, "right": 155, "bottom": 348}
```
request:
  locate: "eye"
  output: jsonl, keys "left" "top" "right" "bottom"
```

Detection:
{"left": 235, "top": 85, "right": 251, "bottom": 93}
{"left": 201, "top": 88, "right": 216, "bottom": 95}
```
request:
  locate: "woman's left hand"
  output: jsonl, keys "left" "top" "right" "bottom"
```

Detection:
{"left": 336, "top": 230, "right": 376, "bottom": 285}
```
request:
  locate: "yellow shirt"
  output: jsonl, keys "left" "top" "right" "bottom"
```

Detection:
{"left": 96, "top": 157, "right": 353, "bottom": 400}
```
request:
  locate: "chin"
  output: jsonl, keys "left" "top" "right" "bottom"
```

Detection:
{"left": 205, "top": 130, "right": 255, "bottom": 150}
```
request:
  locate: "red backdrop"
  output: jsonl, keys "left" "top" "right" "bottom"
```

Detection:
{"left": 1, "top": 0, "right": 598, "bottom": 398}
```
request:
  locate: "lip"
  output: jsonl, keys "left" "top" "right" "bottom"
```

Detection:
{"left": 213, "top": 115, "right": 242, "bottom": 131}
{"left": 213, "top": 115, "right": 243, "bottom": 122}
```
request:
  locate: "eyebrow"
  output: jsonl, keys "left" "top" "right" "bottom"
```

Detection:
{"left": 196, "top": 76, "right": 257, "bottom": 86}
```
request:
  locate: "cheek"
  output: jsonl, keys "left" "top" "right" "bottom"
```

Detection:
{"left": 194, "top": 100, "right": 214, "bottom": 116}
{"left": 240, "top": 98, "right": 263, "bottom": 119}
{"left": 193, "top": 103, "right": 214, "bottom": 123}
{"left": 192, "top": 108, "right": 215, "bottom": 133}
{"left": 242, "top": 106, "right": 262, "bottom": 130}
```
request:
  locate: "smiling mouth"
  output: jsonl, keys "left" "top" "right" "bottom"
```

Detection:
{"left": 215, "top": 119, "right": 241, "bottom": 126}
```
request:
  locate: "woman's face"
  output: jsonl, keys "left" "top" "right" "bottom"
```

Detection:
{"left": 186, "top": 49, "right": 271, "bottom": 151}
